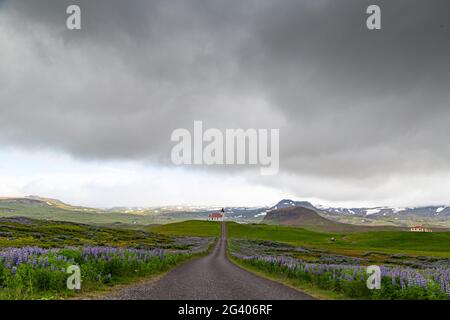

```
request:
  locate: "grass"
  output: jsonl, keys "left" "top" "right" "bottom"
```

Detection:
{"left": 2, "top": 217, "right": 449, "bottom": 299}
{"left": 0, "top": 217, "right": 176, "bottom": 249}
{"left": 228, "top": 222, "right": 330, "bottom": 245}
{"left": 7, "top": 217, "right": 447, "bottom": 258}
{"left": 149, "top": 220, "right": 221, "bottom": 237}
{"left": 227, "top": 222, "right": 450, "bottom": 258}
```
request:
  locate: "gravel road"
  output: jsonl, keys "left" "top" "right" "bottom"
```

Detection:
{"left": 105, "top": 222, "right": 315, "bottom": 300}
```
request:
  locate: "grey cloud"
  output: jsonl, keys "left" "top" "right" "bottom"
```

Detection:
{"left": 1, "top": 0, "right": 450, "bottom": 196}
{"left": 0, "top": 0, "right": 264, "bottom": 163}
{"left": 237, "top": 0, "right": 450, "bottom": 178}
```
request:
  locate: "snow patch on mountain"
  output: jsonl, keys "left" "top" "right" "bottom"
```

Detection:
{"left": 366, "top": 208, "right": 381, "bottom": 215}
{"left": 436, "top": 207, "right": 446, "bottom": 213}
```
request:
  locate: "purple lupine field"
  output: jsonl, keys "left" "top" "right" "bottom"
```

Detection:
{"left": 0, "top": 238, "right": 213, "bottom": 299}
{"left": 230, "top": 239, "right": 450, "bottom": 300}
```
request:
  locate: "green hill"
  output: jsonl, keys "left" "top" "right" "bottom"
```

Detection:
{"left": 0, "top": 196, "right": 160, "bottom": 226}
{"left": 149, "top": 220, "right": 221, "bottom": 237}
{"left": 0, "top": 216, "right": 174, "bottom": 248}
{"left": 227, "top": 221, "right": 450, "bottom": 258}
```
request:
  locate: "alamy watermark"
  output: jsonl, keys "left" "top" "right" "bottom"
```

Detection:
{"left": 66, "top": 5, "right": 81, "bottom": 30}
{"left": 66, "top": 265, "right": 81, "bottom": 290}
{"left": 366, "top": 5, "right": 381, "bottom": 30}
{"left": 65, "top": 4, "right": 381, "bottom": 32}
{"left": 366, "top": 265, "right": 381, "bottom": 290}
{"left": 171, "top": 121, "right": 279, "bottom": 175}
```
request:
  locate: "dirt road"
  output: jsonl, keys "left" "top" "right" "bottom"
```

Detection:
{"left": 105, "top": 222, "right": 314, "bottom": 300}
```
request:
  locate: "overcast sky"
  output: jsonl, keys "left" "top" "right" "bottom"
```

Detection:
{"left": 1, "top": 0, "right": 450, "bottom": 208}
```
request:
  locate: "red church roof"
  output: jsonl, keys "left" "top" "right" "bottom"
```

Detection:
{"left": 209, "top": 213, "right": 223, "bottom": 218}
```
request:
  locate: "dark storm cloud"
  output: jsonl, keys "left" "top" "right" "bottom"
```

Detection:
{"left": 1, "top": 0, "right": 449, "bottom": 182}
{"left": 0, "top": 0, "right": 264, "bottom": 162}
{"left": 239, "top": 0, "right": 450, "bottom": 179}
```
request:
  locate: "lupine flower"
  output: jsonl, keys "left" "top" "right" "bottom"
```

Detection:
{"left": 231, "top": 252, "right": 450, "bottom": 298}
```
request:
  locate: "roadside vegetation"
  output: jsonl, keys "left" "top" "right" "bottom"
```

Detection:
{"left": 232, "top": 254, "right": 449, "bottom": 300}
{"left": 0, "top": 246, "right": 195, "bottom": 299}
{"left": 0, "top": 218, "right": 215, "bottom": 299}
{"left": 228, "top": 223, "right": 450, "bottom": 300}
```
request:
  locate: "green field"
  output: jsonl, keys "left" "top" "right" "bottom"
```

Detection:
{"left": 0, "top": 218, "right": 221, "bottom": 251}
{"left": 225, "top": 222, "right": 450, "bottom": 299}
{"left": 141, "top": 220, "right": 450, "bottom": 257}
{"left": 227, "top": 222, "right": 450, "bottom": 257}
{"left": 1, "top": 218, "right": 449, "bottom": 300}
{"left": 149, "top": 220, "right": 221, "bottom": 237}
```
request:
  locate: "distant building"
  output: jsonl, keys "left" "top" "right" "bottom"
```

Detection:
{"left": 410, "top": 225, "right": 432, "bottom": 232}
{"left": 208, "top": 213, "right": 224, "bottom": 221}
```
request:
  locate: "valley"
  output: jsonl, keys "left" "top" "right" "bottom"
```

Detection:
{"left": 1, "top": 196, "right": 449, "bottom": 229}
{"left": 0, "top": 196, "right": 449, "bottom": 300}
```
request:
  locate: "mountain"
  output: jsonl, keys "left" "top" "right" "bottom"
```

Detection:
{"left": 0, "top": 196, "right": 160, "bottom": 226}
{"left": 267, "top": 199, "right": 450, "bottom": 219}
{"left": 263, "top": 206, "right": 338, "bottom": 229}
{"left": 316, "top": 205, "right": 450, "bottom": 218}
{"left": 0, "top": 195, "right": 93, "bottom": 211}
{"left": 265, "top": 199, "right": 450, "bottom": 229}
{"left": 1, "top": 195, "right": 449, "bottom": 228}
{"left": 0, "top": 196, "right": 269, "bottom": 224}
{"left": 262, "top": 206, "right": 403, "bottom": 232}
{"left": 270, "top": 199, "right": 316, "bottom": 210}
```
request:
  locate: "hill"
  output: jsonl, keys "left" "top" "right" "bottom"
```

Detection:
{"left": 1, "top": 195, "right": 448, "bottom": 229}
{"left": 262, "top": 206, "right": 405, "bottom": 233}
{"left": 267, "top": 199, "right": 450, "bottom": 229}
{"left": 0, "top": 216, "right": 175, "bottom": 248}
{"left": 0, "top": 196, "right": 162, "bottom": 226}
